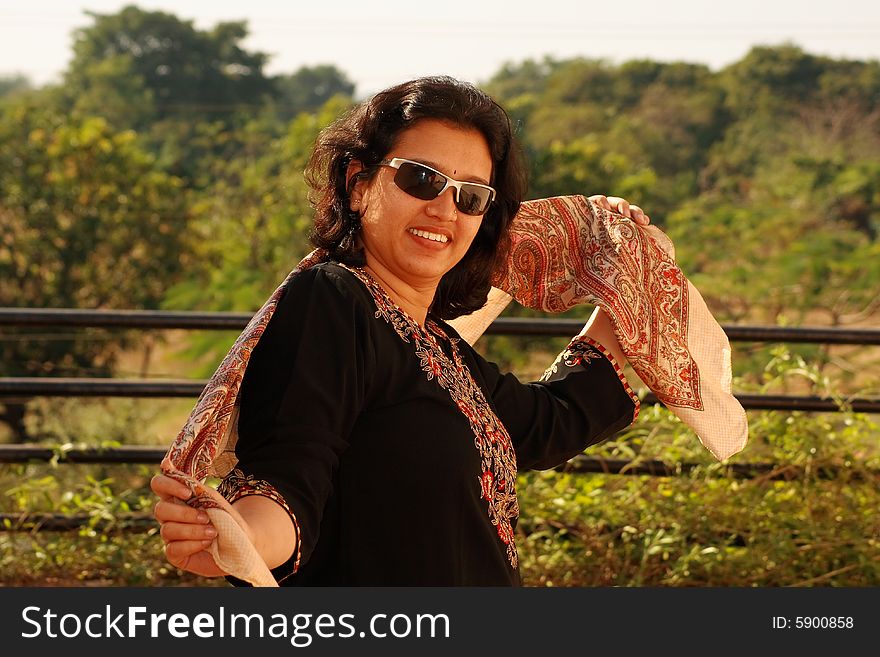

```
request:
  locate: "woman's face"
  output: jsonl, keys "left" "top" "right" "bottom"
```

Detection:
{"left": 350, "top": 119, "right": 493, "bottom": 291}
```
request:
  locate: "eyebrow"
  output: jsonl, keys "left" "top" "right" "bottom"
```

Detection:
{"left": 417, "top": 159, "right": 491, "bottom": 186}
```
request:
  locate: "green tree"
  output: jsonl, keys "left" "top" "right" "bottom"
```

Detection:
{"left": 0, "top": 100, "right": 190, "bottom": 439}
{"left": 161, "top": 97, "right": 352, "bottom": 372}
{"left": 272, "top": 65, "right": 355, "bottom": 122}
{"left": 527, "top": 135, "right": 657, "bottom": 203}
{"left": 61, "top": 5, "right": 278, "bottom": 187}
{"left": 718, "top": 43, "right": 827, "bottom": 115}
{"left": 65, "top": 5, "right": 273, "bottom": 128}
{"left": 0, "top": 75, "right": 31, "bottom": 99}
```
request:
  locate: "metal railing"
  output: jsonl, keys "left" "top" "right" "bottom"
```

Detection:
{"left": 2, "top": 308, "right": 880, "bottom": 413}
{"left": 0, "top": 379, "right": 877, "bottom": 412}
{"left": 1, "top": 308, "right": 878, "bottom": 532}
{"left": 3, "top": 307, "right": 880, "bottom": 343}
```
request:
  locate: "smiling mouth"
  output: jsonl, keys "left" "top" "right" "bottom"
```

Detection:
{"left": 407, "top": 228, "right": 449, "bottom": 244}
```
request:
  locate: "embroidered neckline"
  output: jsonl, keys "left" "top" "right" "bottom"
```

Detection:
{"left": 338, "top": 263, "right": 520, "bottom": 568}
{"left": 345, "top": 265, "right": 452, "bottom": 344}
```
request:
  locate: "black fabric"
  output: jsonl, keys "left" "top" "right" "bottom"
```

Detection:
{"left": 227, "top": 262, "right": 635, "bottom": 586}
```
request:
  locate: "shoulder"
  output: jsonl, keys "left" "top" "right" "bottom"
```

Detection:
{"left": 433, "top": 317, "right": 463, "bottom": 345}
{"left": 433, "top": 317, "right": 491, "bottom": 371}
{"left": 434, "top": 318, "right": 476, "bottom": 355}
{"left": 276, "top": 261, "right": 374, "bottom": 313}
{"left": 247, "top": 261, "right": 380, "bottom": 370}
{"left": 281, "top": 260, "right": 364, "bottom": 295}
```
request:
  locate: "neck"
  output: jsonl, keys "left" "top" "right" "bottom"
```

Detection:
{"left": 362, "top": 262, "right": 436, "bottom": 327}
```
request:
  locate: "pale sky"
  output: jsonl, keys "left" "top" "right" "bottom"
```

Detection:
{"left": 1, "top": 0, "right": 879, "bottom": 96}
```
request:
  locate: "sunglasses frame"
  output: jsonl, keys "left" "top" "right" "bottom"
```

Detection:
{"left": 377, "top": 157, "right": 496, "bottom": 216}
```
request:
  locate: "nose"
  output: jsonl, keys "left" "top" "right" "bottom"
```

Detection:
{"left": 424, "top": 188, "right": 458, "bottom": 221}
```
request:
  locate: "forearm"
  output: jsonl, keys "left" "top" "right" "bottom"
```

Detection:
{"left": 232, "top": 495, "right": 298, "bottom": 570}
{"left": 498, "top": 307, "right": 639, "bottom": 470}
{"left": 579, "top": 306, "right": 628, "bottom": 369}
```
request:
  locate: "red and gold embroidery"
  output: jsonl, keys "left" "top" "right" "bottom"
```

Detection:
{"left": 542, "top": 334, "right": 641, "bottom": 424}
{"left": 541, "top": 336, "right": 605, "bottom": 379}
{"left": 218, "top": 468, "right": 303, "bottom": 578}
{"left": 343, "top": 265, "right": 521, "bottom": 569}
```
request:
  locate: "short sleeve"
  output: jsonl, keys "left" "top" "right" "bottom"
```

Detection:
{"left": 464, "top": 333, "right": 639, "bottom": 471}
{"left": 221, "top": 264, "right": 375, "bottom": 583}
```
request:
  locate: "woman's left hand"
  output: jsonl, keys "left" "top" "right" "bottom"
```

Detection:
{"left": 588, "top": 195, "right": 651, "bottom": 226}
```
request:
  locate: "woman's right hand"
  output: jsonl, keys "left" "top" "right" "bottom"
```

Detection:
{"left": 151, "top": 473, "right": 230, "bottom": 578}
{"left": 588, "top": 194, "right": 651, "bottom": 226}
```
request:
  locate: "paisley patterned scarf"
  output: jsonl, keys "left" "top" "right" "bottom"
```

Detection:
{"left": 161, "top": 195, "right": 748, "bottom": 587}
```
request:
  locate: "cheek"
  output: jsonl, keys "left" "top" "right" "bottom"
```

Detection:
{"left": 361, "top": 181, "right": 406, "bottom": 224}
{"left": 459, "top": 223, "right": 483, "bottom": 251}
{"left": 358, "top": 215, "right": 385, "bottom": 251}
{"left": 358, "top": 176, "right": 384, "bottom": 216}
{"left": 358, "top": 189, "right": 386, "bottom": 234}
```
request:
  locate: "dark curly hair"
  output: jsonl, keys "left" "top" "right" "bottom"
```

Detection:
{"left": 305, "top": 75, "right": 527, "bottom": 320}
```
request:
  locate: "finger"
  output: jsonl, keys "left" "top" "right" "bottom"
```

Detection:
{"left": 163, "top": 543, "right": 227, "bottom": 578}
{"left": 588, "top": 194, "right": 612, "bottom": 210}
{"left": 160, "top": 520, "right": 217, "bottom": 543}
{"left": 150, "top": 474, "right": 193, "bottom": 502}
{"left": 630, "top": 205, "right": 650, "bottom": 225}
{"left": 608, "top": 197, "right": 631, "bottom": 216}
{"left": 154, "top": 500, "right": 211, "bottom": 524}
{"left": 164, "top": 539, "right": 214, "bottom": 566}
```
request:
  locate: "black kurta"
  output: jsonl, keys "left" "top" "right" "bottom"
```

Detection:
{"left": 220, "top": 261, "right": 638, "bottom": 586}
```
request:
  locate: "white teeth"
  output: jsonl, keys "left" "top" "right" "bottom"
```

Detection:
{"left": 408, "top": 228, "right": 448, "bottom": 243}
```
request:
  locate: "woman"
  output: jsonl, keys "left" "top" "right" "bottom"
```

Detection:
{"left": 151, "top": 76, "right": 650, "bottom": 586}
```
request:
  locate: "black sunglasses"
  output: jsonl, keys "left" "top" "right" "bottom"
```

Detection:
{"left": 377, "top": 158, "right": 496, "bottom": 216}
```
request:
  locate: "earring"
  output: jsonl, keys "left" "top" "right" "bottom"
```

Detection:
{"left": 346, "top": 209, "right": 361, "bottom": 245}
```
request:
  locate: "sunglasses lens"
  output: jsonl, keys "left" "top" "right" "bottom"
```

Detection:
{"left": 394, "top": 162, "right": 446, "bottom": 201}
{"left": 456, "top": 187, "right": 491, "bottom": 215}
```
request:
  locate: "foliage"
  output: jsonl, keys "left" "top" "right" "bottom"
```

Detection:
{"left": 0, "top": 464, "right": 221, "bottom": 586}
{"left": 0, "top": 106, "right": 190, "bottom": 314}
{"left": 61, "top": 5, "right": 286, "bottom": 189}
{"left": 64, "top": 5, "right": 274, "bottom": 130}
{"left": 272, "top": 65, "right": 355, "bottom": 122}
{"left": 0, "top": 394, "right": 217, "bottom": 585}
{"left": 517, "top": 348, "right": 880, "bottom": 587}
{"left": 0, "top": 74, "right": 31, "bottom": 99}
{"left": 0, "top": 100, "right": 191, "bottom": 439}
